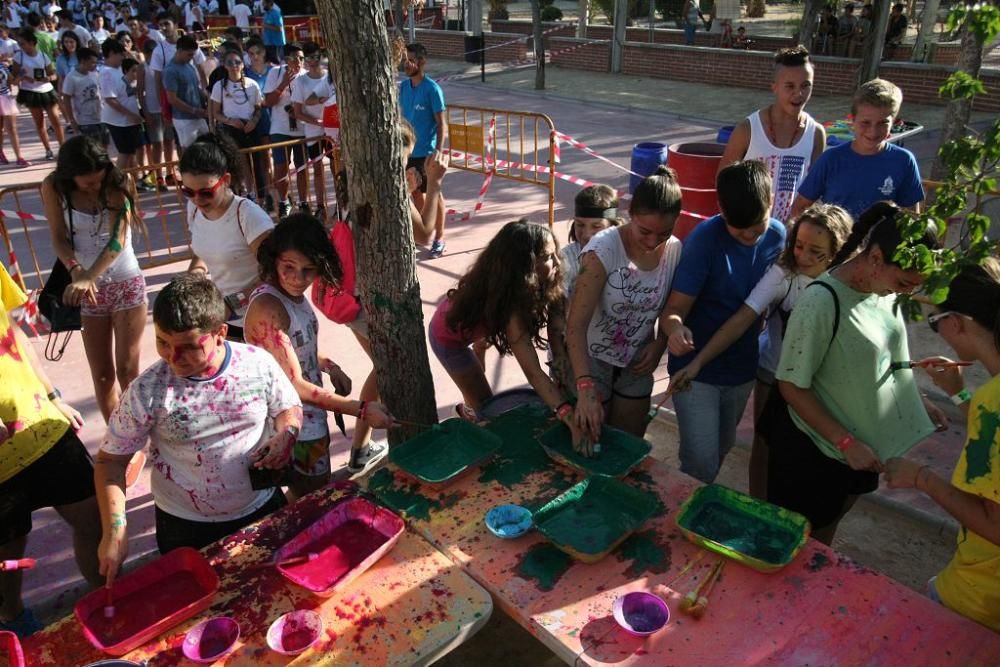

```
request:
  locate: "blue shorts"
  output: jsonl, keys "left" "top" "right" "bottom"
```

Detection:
{"left": 270, "top": 133, "right": 305, "bottom": 167}
{"left": 428, "top": 328, "right": 481, "bottom": 374}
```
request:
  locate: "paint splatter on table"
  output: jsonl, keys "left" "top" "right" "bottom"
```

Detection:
{"left": 21, "top": 482, "right": 493, "bottom": 666}
{"left": 366, "top": 410, "right": 1000, "bottom": 665}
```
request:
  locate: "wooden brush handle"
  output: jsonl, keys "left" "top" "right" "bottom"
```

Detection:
{"left": 701, "top": 561, "right": 726, "bottom": 599}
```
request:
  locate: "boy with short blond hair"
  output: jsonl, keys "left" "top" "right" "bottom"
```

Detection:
{"left": 791, "top": 78, "right": 923, "bottom": 221}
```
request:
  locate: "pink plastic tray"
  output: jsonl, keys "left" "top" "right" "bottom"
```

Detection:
{"left": 74, "top": 547, "right": 219, "bottom": 656}
{"left": 0, "top": 631, "right": 24, "bottom": 667}
{"left": 275, "top": 496, "right": 404, "bottom": 597}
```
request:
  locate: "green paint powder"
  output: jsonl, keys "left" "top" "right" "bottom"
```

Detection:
{"left": 685, "top": 501, "right": 798, "bottom": 564}
{"left": 965, "top": 406, "right": 999, "bottom": 483}
{"left": 478, "top": 406, "right": 556, "bottom": 487}
{"left": 617, "top": 530, "right": 671, "bottom": 579}
{"left": 515, "top": 543, "right": 573, "bottom": 592}
{"left": 367, "top": 468, "right": 440, "bottom": 521}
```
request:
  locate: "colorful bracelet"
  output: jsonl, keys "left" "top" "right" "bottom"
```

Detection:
{"left": 65, "top": 258, "right": 81, "bottom": 273}
{"left": 835, "top": 433, "right": 855, "bottom": 452}
{"left": 358, "top": 400, "right": 368, "bottom": 421}
{"left": 949, "top": 388, "right": 972, "bottom": 405}
{"left": 555, "top": 402, "right": 573, "bottom": 420}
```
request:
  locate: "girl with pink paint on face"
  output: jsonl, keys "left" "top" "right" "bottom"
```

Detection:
{"left": 245, "top": 214, "right": 395, "bottom": 490}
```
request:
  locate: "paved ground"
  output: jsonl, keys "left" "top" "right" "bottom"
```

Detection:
{"left": 2, "top": 50, "right": 983, "bottom": 656}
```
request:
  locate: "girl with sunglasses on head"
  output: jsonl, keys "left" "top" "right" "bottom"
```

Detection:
{"left": 42, "top": 136, "right": 147, "bottom": 426}
{"left": 180, "top": 131, "right": 274, "bottom": 342}
{"left": 761, "top": 201, "right": 947, "bottom": 545}
{"left": 209, "top": 47, "right": 267, "bottom": 204}
{"left": 884, "top": 259, "right": 1000, "bottom": 632}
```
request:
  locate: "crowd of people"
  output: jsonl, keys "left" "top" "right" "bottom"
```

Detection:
{"left": 0, "top": 21, "right": 996, "bottom": 645}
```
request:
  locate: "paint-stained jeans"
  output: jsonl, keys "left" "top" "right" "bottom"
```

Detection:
{"left": 673, "top": 379, "right": 754, "bottom": 484}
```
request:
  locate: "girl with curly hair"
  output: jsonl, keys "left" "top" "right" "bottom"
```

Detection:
{"left": 428, "top": 219, "right": 583, "bottom": 442}
{"left": 245, "top": 214, "right": 395, "bottom": 492}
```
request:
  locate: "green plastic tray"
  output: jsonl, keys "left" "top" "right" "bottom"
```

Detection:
{"left": 389, "top": 418, "right": 503, "bottom": 484}
{"left": 675, "top": 484, "right": 811, "bottom": 572}
{"left": 532, "top": 475, "right": 660, "bottom": 563}
{"left": 537, "top": 423, "right": 651, "bottom": 478}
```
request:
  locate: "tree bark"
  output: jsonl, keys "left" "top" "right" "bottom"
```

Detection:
{"left": 315, "top": 0, "right": 439, "bottom": 440}
{"left": 391, "top": 0, "right": 405, "bottom": 37}
{"left": 911, "top": 0, "right": 941, "bottom": 62}
{"left": 798, "top": 0, "right": 823, "bottom": 48}
{"left": 577, "top": 0, "right": 588, "bottom": 37}
{"left": 931, "top": 21, "right": 984, "bottom": 181}
{"left": 531, "top": 0, "right": 545, "bottom": 89}
{"left": 857, "top": 0, "right": 890, "bottom": 87}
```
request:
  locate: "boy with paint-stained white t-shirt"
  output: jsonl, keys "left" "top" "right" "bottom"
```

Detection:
{"left": 96, "top": 274, "right": 302, "bottom": 562}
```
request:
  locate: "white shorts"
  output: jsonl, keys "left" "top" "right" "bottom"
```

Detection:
{"left": 0, "top": 95, "right": 17, "bottom": 116}
{"left": 172, "top": 118, "right": 210, "bottom": 148}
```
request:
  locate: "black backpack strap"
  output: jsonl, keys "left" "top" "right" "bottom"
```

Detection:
{"left": 806, "top": 280, "right": 840, "bottom": 350}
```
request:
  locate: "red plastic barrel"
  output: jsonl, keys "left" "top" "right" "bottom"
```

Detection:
{"left": 668, "top": 142, "right": 725, "bottom": 241}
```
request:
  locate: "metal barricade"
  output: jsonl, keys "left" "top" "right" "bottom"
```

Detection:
{"left": 446, "top": 104, "right": 557, "bottom": 228}
{"left": 0, "top": 137, "right": 336, "bottom": 295}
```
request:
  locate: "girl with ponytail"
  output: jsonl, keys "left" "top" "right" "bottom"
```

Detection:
{"left": 763, "top": 201, "right": 946, "bottom": 544}
{"left": 885, "top": 258, "right": 1000, "bottom": 632}
{"left": 567, "top": 166, "right": 684, "bottom": 446}
{"left": 180, "top": 131, "right": 274, "bottom": 341}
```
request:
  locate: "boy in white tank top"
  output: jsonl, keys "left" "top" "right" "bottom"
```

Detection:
{"left": 718, "top": 46, "right": 826, "bottom": 223}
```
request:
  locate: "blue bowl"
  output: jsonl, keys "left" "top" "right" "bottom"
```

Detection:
{"left": 485, "top": 504, "right": 533, "bottom": 539}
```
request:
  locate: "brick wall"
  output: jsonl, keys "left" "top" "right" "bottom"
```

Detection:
{"left": 549, "top": 37, "right": 611, "bottom": 72}
{"left": 413, "top": 29, "right": 528, "bottom": 65}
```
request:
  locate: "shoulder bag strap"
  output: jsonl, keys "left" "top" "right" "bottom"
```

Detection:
{"left": 806, "top": 281, "right": 840, "bottom": 350}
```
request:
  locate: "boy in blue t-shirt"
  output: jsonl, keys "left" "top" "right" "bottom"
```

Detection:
{"left": 791, "top": 78, "right": 924, "bottom": 221}
{"left": 662, "top": 161, "right": 786, "bottom": 483}
{"left": 400, "top": 42, "right": 448, "bottom": 257}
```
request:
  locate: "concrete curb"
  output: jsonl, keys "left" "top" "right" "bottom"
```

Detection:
{"left": 649, "top": 406, "right": 961, "bottom": 537}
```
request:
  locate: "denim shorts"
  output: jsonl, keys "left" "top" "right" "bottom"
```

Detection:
{"left": 672, "top": 378, "right": 754, "bottom": 484}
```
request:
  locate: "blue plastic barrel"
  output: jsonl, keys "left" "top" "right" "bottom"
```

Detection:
{"left": 629, "top": 142, "right": 669, "bottom": 194}
{"left": 717, "top": 125, "right": 735, "bottom": 144}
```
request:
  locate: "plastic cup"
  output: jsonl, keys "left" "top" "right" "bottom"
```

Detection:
{"left": 182, "top": 616, "right": 240, "bottom": 663}
{"left": 612, "top": 592, "right": 669, "bottom": 636}
{"left": 484, "top": 504, "right": 533, "bottom": 539}
{"left": 267, "top": 609, "right": 323, "bottom": 656}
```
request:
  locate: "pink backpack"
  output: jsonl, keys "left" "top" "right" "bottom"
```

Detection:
{"left": 311, "top": 219, "right": 361, "bottom": 324}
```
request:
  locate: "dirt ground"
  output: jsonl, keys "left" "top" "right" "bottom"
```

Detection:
{"left": 437, "top": 415, "right": 959, "bottom": 666}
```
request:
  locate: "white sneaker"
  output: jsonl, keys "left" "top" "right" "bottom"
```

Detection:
{"left": 347, "top": 440, "right": 388, "bottom": 476}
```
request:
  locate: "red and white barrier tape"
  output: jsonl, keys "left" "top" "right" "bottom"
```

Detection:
{"left": 445, "top": 118, "right": 496, "bottom": 222}
{"left": 272, "top": 142, "right": 339, "bottom": 185}
{"left": 0, "top": 206, "right": 184, "bottom": 222}
{"left": 552, "top": 131, "right": 641, "bottom": 177}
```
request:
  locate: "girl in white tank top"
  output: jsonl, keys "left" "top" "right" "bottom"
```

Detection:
{"left": 244, "top": 214, "right": 396, "bottom": 498}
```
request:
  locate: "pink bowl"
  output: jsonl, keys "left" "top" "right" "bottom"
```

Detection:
{"left": 181, "top": 616, "right": 239, "bottom": 663}
{"left": 266, "top": 609, "right": 323, "bottom": 656}
{"left": 612, "top": 592, "right": 669, "bottom": 636}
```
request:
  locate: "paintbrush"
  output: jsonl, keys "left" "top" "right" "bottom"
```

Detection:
{"left": 103, "top": 586, "right": 115, "bottom": 620}
{"left": 680, "top": 560, "right": 722, "bottom": 614}
{"left": 254, "top": 552, "right": 320, "bottom": 569}
{"left": 689, "top": 561, "right": 726, "bottom": 619}
{"left": 0, "top": 558, "right": 36, "bottom": 571}
{"left": 392, "top": 418, "right": 435, "bottom": 429}
{"left": 890, "top": 360, "right": 973, "bottom": 371}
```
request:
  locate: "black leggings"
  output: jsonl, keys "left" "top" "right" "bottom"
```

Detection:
{"left": 155, "top": 490, "right": 286, "bottom": 554}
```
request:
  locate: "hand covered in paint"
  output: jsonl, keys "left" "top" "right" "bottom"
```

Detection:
{"left": 883, "top": 457, "right": 923, "bottom": 489}
{"left": 922, "top": 396, "right": 949, "bottom": 432}
{"left": 919, "top": 355, "right": 965, "bottom": 396}
{"left": 668, "top": 358, "right": 701, "bottom": 394}
{"left": 253, "top": 428, "right": 296, "bottom": 470}
{"left": 360, "top": 401, "right": 394, "bottom": 430}
{"left": 323, "top": 361, "right": 352, "bottom": 396}
{"left": 52, "top": 398, "right": 85, "bottom": 431}
{"left": 630, "top": 337, "right": 668, "bottom": 375}
{"left": 98, "top": 520, "right": 129, "bottom": 586}
{"left": 63, "top": 273, "right": 98, "bottom": 306}
{"left": 573, "top": 388, "right": 603, "bottom": 448}
{"left": 667, "top": 324, "right": 696, "bottom": 357}
{"left": 564, "top": 413, "right": 593, "bottom": 458}
{"left": 842, "top": 438, "right": 883, "bottom": 473}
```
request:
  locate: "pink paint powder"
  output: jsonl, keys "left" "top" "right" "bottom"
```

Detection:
{"left": 83, "top": 571, "right": 207, "bottom": 645}
{"left": 284, "top": 521, "right": 389, "bottom": 591}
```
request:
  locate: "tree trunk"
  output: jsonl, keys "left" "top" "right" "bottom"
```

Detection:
{"left": 531, "top": 0, "right": 545, "bottom": 89}
{"left": 577, "top": 0, "right": 588, "bottom": 37}
{"left": 315, "top": 0, "right": 439, "bottom": 440}
{"left": 798, "top": 0, "right": 823, "bottom": 48}
{"left": 911, "top": 0, "right": 940, "bottom": 63}
{"left": 391, "top": 0, "right": 405, "bottom": 37}
{"left": 610, "top": 0, "right": 627, "bottom": 72}
{"left": 930, "top": 21, "right": 984, "bottom": 181}
{"left": 857, "top": 0, "right": 890, "bottom": 87}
